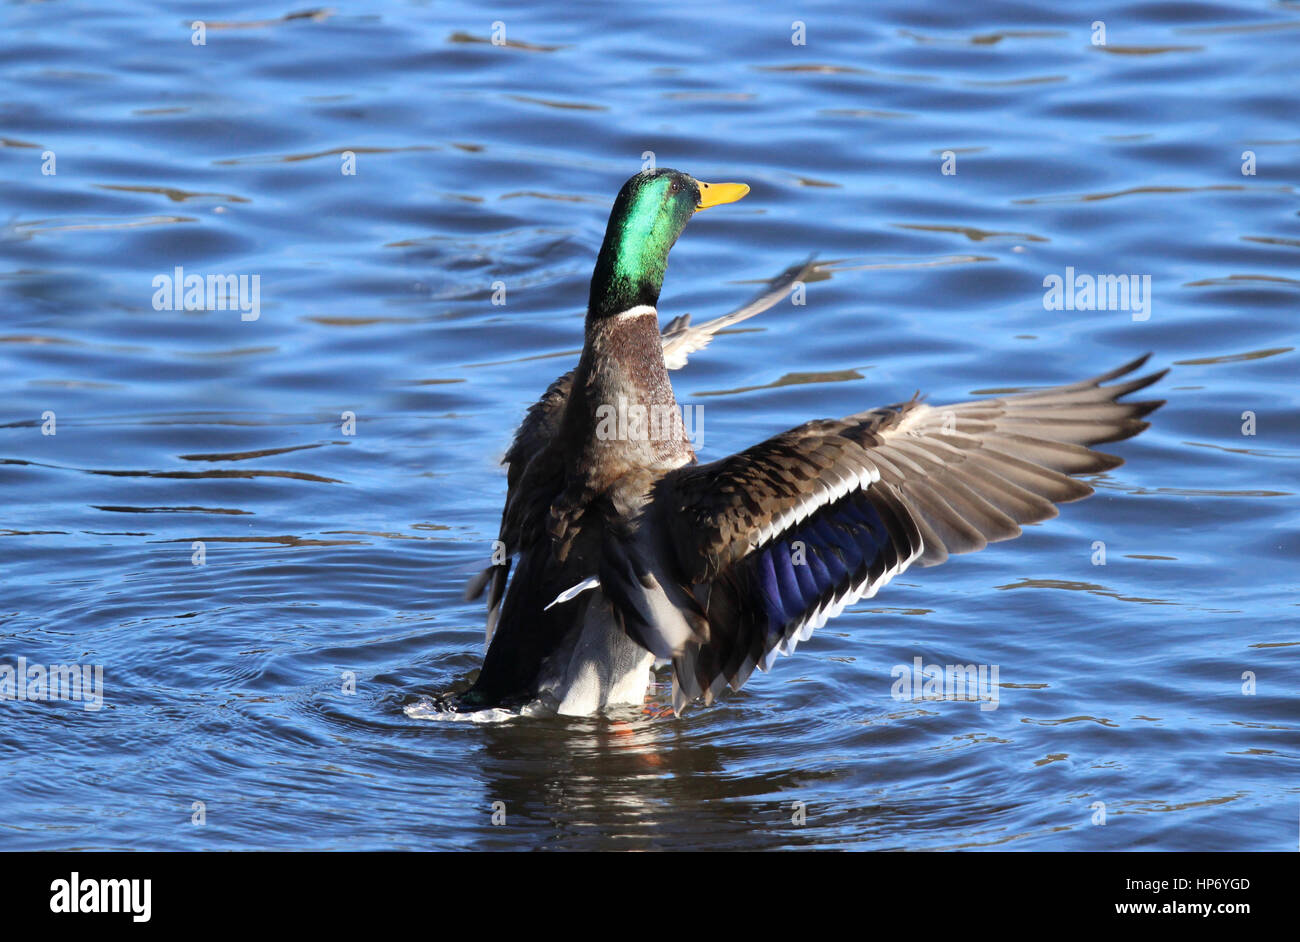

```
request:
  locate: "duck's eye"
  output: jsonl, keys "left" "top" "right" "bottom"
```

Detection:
{"left": 669, "top": 180, "right": 680, "bottom": 194}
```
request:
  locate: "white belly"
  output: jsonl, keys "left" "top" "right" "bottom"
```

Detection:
{"left": 537, "top": 594, "right": 655, "bottom": 716}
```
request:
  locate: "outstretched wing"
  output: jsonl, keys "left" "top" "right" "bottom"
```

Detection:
{"left": 642, "top": 355, "right": 1167, "bottom": 710}
{"left": 659, "top": 257, "right": 816, "bottom": 369}
{"left": 464, "top": 259, "right": 816, "bottom": 639}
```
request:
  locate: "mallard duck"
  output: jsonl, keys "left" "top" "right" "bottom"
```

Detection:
{"left": 459, "top": 168, "right": 1165, "bottom": 716}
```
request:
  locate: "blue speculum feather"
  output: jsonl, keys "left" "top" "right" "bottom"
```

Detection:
{"left": 770, "top": 541, "right": 803, "bottom": 615}
{"left": 792, "top": 546, "right": 820, "bottom": 598}
{"left": 809, "top": 518, "right": 852, "bottom": 579}
{"left": 755, "top": 549, "right": 785, "bottom": 626}
{"left": 756, "top": 497, "right": 892, "bottom": 638}
{"left": 803, "top": 544, "right": 833, "bottom": 590}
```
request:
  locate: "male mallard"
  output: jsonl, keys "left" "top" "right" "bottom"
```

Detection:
{"left": 460, "top": 168, "right": 1165, "bottom": 716}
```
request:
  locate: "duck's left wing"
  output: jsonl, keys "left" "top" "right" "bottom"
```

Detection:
{"left": 641, "top": 355, "right": 1166, "bottom": 711}
{"left": 462, "top": 368, "right": 571, "bottom": 641}
{"left": 659, "top": 258, "right": 816, "bottom": 369}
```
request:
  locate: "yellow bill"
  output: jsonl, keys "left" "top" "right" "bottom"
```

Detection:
{"left": 694, "top": 179, "right": 750, "bottom": 212}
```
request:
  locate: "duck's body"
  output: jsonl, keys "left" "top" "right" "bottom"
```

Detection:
{"left": 466, "top": 296, "right": 697, "bottom": 713}
{"left": 460, "top": 168, "right": 1165, "bottom": 716}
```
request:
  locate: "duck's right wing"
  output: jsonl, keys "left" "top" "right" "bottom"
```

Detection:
{"left": 631, "top": 356, "right": 1167, "bottom": 712}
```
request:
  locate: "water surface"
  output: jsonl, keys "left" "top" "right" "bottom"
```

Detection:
{"left": 1, "top": 0, "right": 1297, "bottom": 850}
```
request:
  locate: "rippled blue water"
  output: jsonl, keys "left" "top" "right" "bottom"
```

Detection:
{"left": 1, "top": 0, "right": 1296, "bottom": 851}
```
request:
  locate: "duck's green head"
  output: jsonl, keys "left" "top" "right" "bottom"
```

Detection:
{"left": 588, "top": 168, "right": 749, "bottom": 320}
